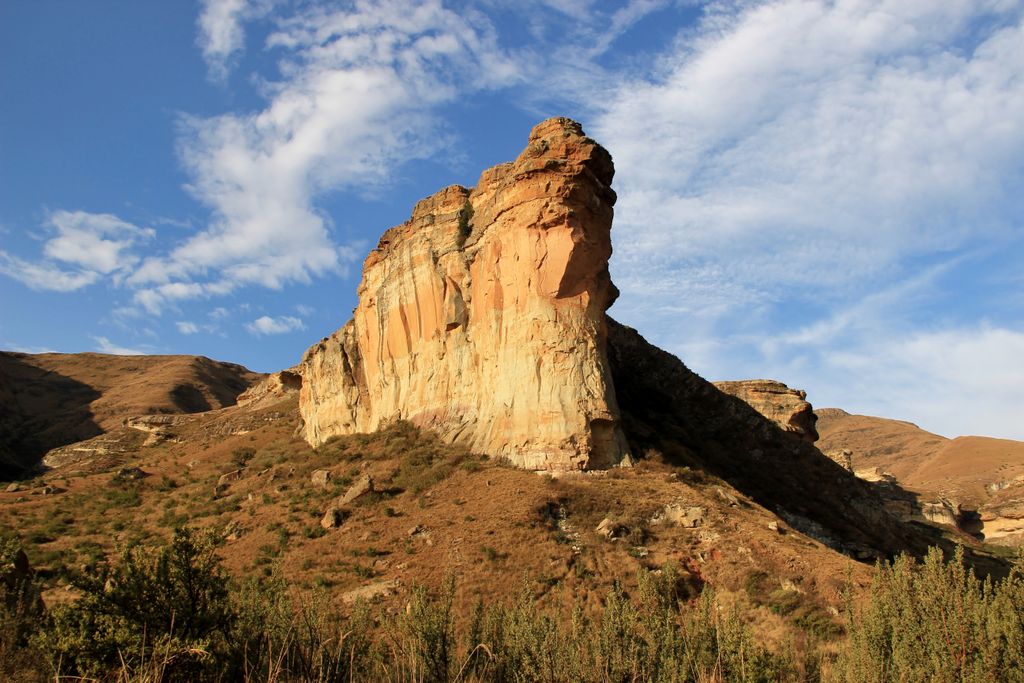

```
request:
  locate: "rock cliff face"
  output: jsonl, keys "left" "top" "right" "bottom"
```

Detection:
{"left": 299, "top": 118, "right": 630, "bottom": 470}
{"left": 714, "top": 380, "right": 819, "bottom": 443}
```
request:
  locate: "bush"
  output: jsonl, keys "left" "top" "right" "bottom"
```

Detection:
{"left": 0, "top": 538, "right": 45, "bottom": 682}
{"left": 832, "top": 545, "right": 1024, "bottom": 682}
{"left": 39, "top": 527, "right": 232, "bottom": 681}
{"left": 457, "top": 200, "right": 474, "bottom": 244}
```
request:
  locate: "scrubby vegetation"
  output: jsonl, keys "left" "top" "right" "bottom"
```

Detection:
{"left": 833, "top": 546, "right": 1024, "bottom": 682}
{"left": 3, "top": 528, "right": 1023, "bottom": 682}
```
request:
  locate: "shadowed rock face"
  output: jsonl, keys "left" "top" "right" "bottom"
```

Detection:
{"left": 605, "top": 320, "right": 934, "bottom": 560}
{"left": 714, "top": 380, "right": 819, "bottom": 443}
{"left": 299, "top": 118, "right": 631, "bottom": 470}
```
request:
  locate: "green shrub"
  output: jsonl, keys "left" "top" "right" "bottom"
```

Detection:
{"left": 0, "top": 538, "right": 45, "bottom": 682}
{"left": 39, "top": 527, "right": 232, "bottom": 681}
{"left": 457, "top": 200, "right": 474, "bottom": 244}
{"left": 832, "top": 545, "right": 1024, "bottom": 682}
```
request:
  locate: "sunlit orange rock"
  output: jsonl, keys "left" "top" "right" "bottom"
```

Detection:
{"left": 299, "top": 118, "right": 631, "bottom": 470}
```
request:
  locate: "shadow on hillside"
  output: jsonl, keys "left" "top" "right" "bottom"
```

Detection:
{"left": 170, "top": 384, "right": 213, "bottom": 413}
{"left": 605, "top": 319, "right": 1012, "bottom": 579}
{"left": 0, "top": 353, "right": 102, "bottom": 479}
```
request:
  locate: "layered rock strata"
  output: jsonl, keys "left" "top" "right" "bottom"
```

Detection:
{"left": 714, "top": 380, "right": 819, "bottom": 443}
{"left": 299, "top": 118, "right": 631, "bottom": 470}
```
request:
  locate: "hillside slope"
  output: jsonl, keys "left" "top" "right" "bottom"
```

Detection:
{"left": 818, "top": 408, "right": 1024, "bottom": 546}
{"left": 606, "top": 321, "right": 946, "bottom": 561}
{"left": 0, "top": 352, "right": 262, "bottom": 477}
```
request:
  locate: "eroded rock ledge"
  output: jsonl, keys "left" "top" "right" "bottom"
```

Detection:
{"left": 714, "top": 380, "right": 819, "bottom": 443}
{"left": 299, "top": 118, "right": 631, "bottom": 470}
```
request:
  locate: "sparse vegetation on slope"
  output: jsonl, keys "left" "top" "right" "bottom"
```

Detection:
{"left": 3, "top": 529, "right": 1023, "bottom": 682}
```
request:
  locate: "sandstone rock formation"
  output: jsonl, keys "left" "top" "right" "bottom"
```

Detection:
{"left": 299, "top": 118, "right": 630, "bottom": 470}
{"left": 714, "top": 380, "right": 819, "bottom": 443}
{"left": 237, "top": 370, "right": 302, "bottom": 408}
{"left": 818, "top": 408, "right": 1024, "bottom": 545}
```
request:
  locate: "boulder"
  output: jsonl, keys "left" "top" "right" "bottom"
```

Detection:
{"left": 338, "top": 474, "right": 374, "bottom": 506}
{"left": 114, "top": 466, "right": 147, "bottom": 481}
{"left": 215, "top": 469, "right": 242, "bottom": 496}
{"left": 321, "top": 506, "right": 345, "bottom": 529}
{"left": 654, "top": 504, "right": 706, "bottom": 528}
{"left": 311, "top": 469, "right": 332, "bottom": 488}
{"left": 341, "top": 579, "right": 399, "bottom": 604}
{"left": 596, "top": 517, "right": 627, "bottom": 539}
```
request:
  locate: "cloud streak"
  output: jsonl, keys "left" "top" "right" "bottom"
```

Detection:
{"left": 585, "top": 0, "right": 1024, "bottom": 436}
{"left": 129, "top": 0, "right": 521, "bottom": 315}
{"left": 246, "top": 315, "right": 304, "bottom": 335}
{"left": 0, "top": 210, "right": 153, "bottom": 292}
{"left": 92, "top": 336, "right": 146, "bottom": 355}
{"left": 197, "top": 0, "right": 257, "bottom": 81}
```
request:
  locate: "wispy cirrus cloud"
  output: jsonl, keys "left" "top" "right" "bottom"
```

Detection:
{"left": 584, "top": 0, "right": 1024, "bottom": 436}
{"left": 598, "top": 0, "right": 1024, "bottom": 325}
{"left": 821, "top": 325, "right": 1024, "bottom": 440}
{"left": 246, "top": 315, "right": 304, "bottom": 335}
{"left": 127, "top": 0, "right": 521, "bottom": 316}
{"left": 196, "top": 0, "right": 275, "bottom": 81}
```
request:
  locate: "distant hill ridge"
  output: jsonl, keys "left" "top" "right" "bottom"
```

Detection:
{"left": 0, "top": 351, "right": 261, "bottom": 477}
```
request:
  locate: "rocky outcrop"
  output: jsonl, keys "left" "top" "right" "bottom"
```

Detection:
{"left": 299, "top": 118, "right": 630, "bottom": 470}
{"left": 824, "top": 448, "right": 854, "bottom": 471}
{"left": 237, "top": 370, "right": 302, "bottom": 408}
{"left": 714, "top": 380, "right": 819, "bottom": 443}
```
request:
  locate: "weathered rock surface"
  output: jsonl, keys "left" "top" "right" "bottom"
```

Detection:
{"left": 299, "top": 118, "right": 630, "bottom": 470}
{"left": 311, "top": 469, "right": 332, "bottom": 488}
{"left": 824, "top": 448, "right": 854, "bottom": 472}
{"left": 320, "top": 506, "right": 345, "bottom": 529}
{"left": 338, "top": 474, "right": 374, "bottom": 506}
{"left": 237, "top": 370, "right": 302, "bottom": 408}
{"left": 340, "top": 579, "right": 398, "bottom": 604}
{"left": 714, "top": 380, "right": 819, "bottom": 443}
{"left": 652, "top": 503, "right": 706, "bottom": 528}
{"left": 818, "top": 408, "right": 1024, "bottom": 546}
{"left": 595, "top": 517, "right": 627, "bottom": 540}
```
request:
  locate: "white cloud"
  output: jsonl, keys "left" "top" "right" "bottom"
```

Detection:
{"left": 571, "top": 0, "right": 1024, "bottom": 439}
{"left": 0, "top": 252, "right": 99, "bottom": 292}
{"left": 0, "top": 210, "right": 152, "bottom": 292}
{"left": 92, "top": 336, "right": 146, "bottom": 355}
{"left": 294, "top": 303, "right": 313, "bottom": 316}
{"left": 3, "top": 342, "right": 59, "bottom": 354}
{"left": 176, "top": 321, "right": 200, "bottom": 334}
{"left": 595, "top": 0, "right": 1024, "bottom": 330}
{"left": 246, "top": 315, "right": 305, "bottom": 335}
{"left": 43, "top": 210, "right": 153, "bottom": 276}
{"left": 123, "top": 0, "right": 522, "bottom": 314}
{"left": 197, "top": 0, "right": 256, "bottom": 81}
{"left": 209, "top": 306, "right": 230, "bottom": 319}
{"left": 821, "top": 326, "right": 1024, "bottom": 441}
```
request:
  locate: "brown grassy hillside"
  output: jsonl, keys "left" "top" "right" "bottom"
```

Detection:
{"left": 818, "top": 408, "right": 1024, "bottom": 546}
{"left": 0, "top": 352, "right": 262, "bottom": 477}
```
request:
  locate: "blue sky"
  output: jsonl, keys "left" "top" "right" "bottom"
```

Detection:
{"left": 1, "top": 0, "right": 1022, "bottom": 440}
